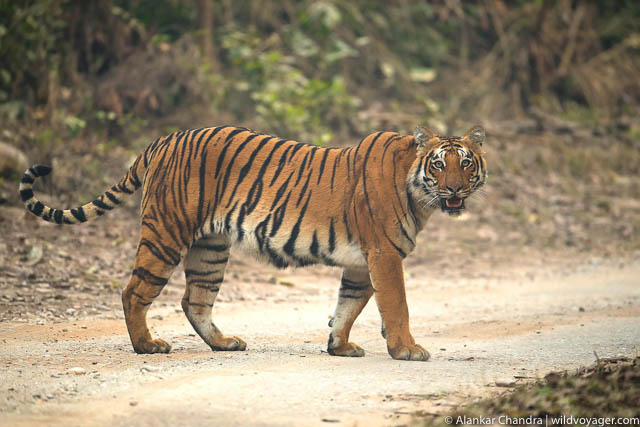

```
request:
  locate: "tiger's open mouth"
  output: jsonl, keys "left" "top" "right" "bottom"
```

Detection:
{"left": 440, "top": 196, "right": 465, "bottom": 216}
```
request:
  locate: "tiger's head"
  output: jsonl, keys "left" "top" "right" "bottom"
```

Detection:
{"left": 408, "top": 125, "right": 487, "bottom": 216}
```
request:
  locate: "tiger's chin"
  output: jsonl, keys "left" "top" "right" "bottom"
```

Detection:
{"left": 440, "top": 196, "right": 465, "bottom": 217}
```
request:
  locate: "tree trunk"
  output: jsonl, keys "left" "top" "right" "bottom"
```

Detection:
{"left": 196, "top": 0, "right": 218, "bottom": 71}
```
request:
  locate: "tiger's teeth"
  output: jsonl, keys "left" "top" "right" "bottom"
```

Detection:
{"left": 445, "top": 198, "right": 462, "bottom": 208}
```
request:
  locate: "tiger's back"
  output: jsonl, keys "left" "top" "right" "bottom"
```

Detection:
{"left": 140, "top": 126, "right": 373, "bottom": 270}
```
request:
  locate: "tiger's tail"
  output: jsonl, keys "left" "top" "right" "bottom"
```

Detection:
{"left": 19, "top": 154, "right": 146, "bottom": 225}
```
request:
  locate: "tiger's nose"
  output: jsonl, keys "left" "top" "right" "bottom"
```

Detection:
{"left": 446, "top": 185, "right": 463, "bottom": 194}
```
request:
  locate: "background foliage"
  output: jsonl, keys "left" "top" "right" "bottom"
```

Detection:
{"left": 1, "top": 0, "right": 639, "bottom": 149}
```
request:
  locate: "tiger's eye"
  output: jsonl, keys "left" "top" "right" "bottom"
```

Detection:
{"left": 461, "top": 159, "right": 471, "bottom": 168}
{"left": 433, "top": 161, "right": 444, "bottom": 169}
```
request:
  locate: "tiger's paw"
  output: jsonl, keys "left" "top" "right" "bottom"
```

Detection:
{"left": 328, "top": 342, "right": 365, "bottom": 357}
{"left": 210, "top": 336, "right": 247, "bottom": 351}
{"left": 134, "top": 338, "right": 172, "bottom": 354}
{"left": 327, "top": 334, "right": 365, "bottom": 357}
{"left": 388, "top": 343, "right": 430, "bottom": 361}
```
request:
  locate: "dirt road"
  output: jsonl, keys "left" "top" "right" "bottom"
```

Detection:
{"left": 1, "top": 256, "right": 639, "bottom": 426}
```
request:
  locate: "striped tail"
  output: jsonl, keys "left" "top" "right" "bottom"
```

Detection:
{"left": 19, "top": 157, "right": 145, "bottom": 225}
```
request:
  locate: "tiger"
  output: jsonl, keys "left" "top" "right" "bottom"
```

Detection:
{"left": 19, "top": 124, "right": 486, "bottom": 361}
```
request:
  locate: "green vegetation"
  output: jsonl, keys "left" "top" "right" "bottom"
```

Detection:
{"left": 1, "top": 0, "right": 639, "bottom": 148}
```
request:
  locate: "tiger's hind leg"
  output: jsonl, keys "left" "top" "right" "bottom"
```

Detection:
{"left": 181, "top": 234, "right": 246, "bottom": 351}
{"left": 327, "top": 268, "right": 374, "bottom": 357}
{"left": 122, "top": 235, "right": 183, "bottom": 354}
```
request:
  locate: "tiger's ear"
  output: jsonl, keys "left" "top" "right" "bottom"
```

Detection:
{"left": 413, "top": 125, "right": 437, "bottom": 148}
{"left": 464, "top": 125, "right": 485, "bottom": 146}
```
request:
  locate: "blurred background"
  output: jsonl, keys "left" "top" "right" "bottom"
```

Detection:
{"left": 0, "top": 0, "right": 639, "bottom": 277}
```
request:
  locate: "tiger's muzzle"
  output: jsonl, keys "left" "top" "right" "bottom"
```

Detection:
{"left": 440, "top": 196, "right": 465, "bottom": 216}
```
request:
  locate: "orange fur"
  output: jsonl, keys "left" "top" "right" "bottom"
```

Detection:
{"left": 20, "top": 125, "right": 486, "bottom": 360}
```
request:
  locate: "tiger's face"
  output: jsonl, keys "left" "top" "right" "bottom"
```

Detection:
{"left": 408, "top": 125, "right": 487, "bottom": 216}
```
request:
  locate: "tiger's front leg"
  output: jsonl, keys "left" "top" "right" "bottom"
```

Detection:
{"left": 368, "top": 252, "right": 430, "bottom": 361}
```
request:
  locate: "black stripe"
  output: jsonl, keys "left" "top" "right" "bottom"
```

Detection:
{"left": 129, "top": 172, "right": 142, "bottom": 189}
{"left": 186, "top": 279, "right": 222, "bottom": 287}
{"left": 361, "top": 132, "right": 385, "bottom": 221}
{"left": 382, "top": 229, "right": 407, "bottom": 258}
{"left": 105, "top": 191, "right": 120, "bottom": 204}
{"left": 316, "top": 149, "right": 330, "bottom": 184}
{"left": 20, "top": 189, "right": 33, "bottom": 201}
{"left": 269, "top": 191, "right": 292, "bottom": 237}
{"left": 184, "top": 270, "right": 223, "bottom": 277}
{"left": 391, "top": 146, "right": 414, "bottom": 211}
{"left": 287, "top": 142, "right": 307, "bottom": 161}
{"left": 253, "top": 139, "right": 287, "bottom": 180}
{"left": 236, "top": 204, "right": 248, "bottom": 242}
{"left": 217, "top": 134, "right": 262, "bottom": 202}
{"left": 328, "top": 218, "right": 336, "bottom": 253}
{"left": 202, "top": 257, "right": 229, "bottom": 266}
{"left": 283, "top": 190, "right": 313, "bottom": 256}
{"left": 352, "top": 136, "right": 365, "bottom": 165}
{"left": 270, "top": 171, "right": 294, "bottom": 211}
{"left": 53, "top": 209, "right": 64, "bottom": 224}
{"left": 132, "top": 267, "right": 169, "bottom": 286}
{"left": 393, "top": 206, "right": 415, "bottom": 247}
{"left": 44, "top": 207, "right": 54, "bottom": 221}
{"left": 245, "top": 139, "right": 287, "bottom": 214}
{"left": 21, "top": 175, "right": 34, "bottom": 184}
{"left": 264, "top": 242, "right": 289, "bottom": 268}
{"left": 143, "top": 136, "right": 161, "bottom": 167}
{"left": 341, "top": 278, "right": 369, "bottom": 291}
{"left": 92, "top": 199, "right": 112, "bottom": 210}
{"left": 215, "top": 129, "right": 255, "bottom": 178}
{"left": 320, "top": 254, "right": 338, "bottom": 267}
{"left": 139, "top": 239, "right": 181, "bottom": 266}
{"left": 33, "top": 165, "right": 52, "bottom": 177}
{"left": 269, "top": 143, "right": 294, "bottom": 186}
{"left": 193, "top": 284, "right": 221, "bottom": 291}
{"left": 188, "top": 301, "right": 214, "bottom": 307}
{"left": 245, "top": 178, "right": 263, "bottom": 215}
{"left": 196, "top": 149, "right": 209, "bottom": 229}
{"left": 70, "top": 207, "right": 87, "bottom": 222}
{"left": 224, "top": 201, "right": 238, "bottom": 233}
{"left": 337, "top": 294, "right": 363, "bottom": 300}
{"left": 192, "top": 242, "right": 229, "bottom": 251}
{"left": 351, "top": 196, "right": 360, "bottom": 241}
{"left": 189, "top": 127, "right": 207, "bottom": 158}
{"left": 254, "top": 214, "right": 271, "bottom": 251}
{"left": 330, "top": 154, "right": 339, "bottom": 191}
{"left": 295, "top": 150, "right": 310, "bottom": 186}
{"left": 118, "top": 183, "right": 134, "bottom": 194}
{"left": 225, "top": 136, "right": 274, "bottom": 208}
{"left": 342, "top": 210, "right": 352, "bottom": 243}
{"left": 381, "top": 134, "right": 401, "bottom": 167}
{"left": 132, "top": 291, "right": 152, "bottom": 306}
{"left": 295, "top": 168, "right": 313, "bottom": 207}
{"left": 341, "top": 277, "right": 364, "bottom": 287}
{"left": 208, "top": 125, "right": 231, "bottom": 144}
{"left": 310, "top": 231, "right": 319, "bottom": 257}
{"left": 307, "top": 146, "right": 318, "bottom": 164}
{"left": 31, "top": 201, "right": 45, "bottom": 216}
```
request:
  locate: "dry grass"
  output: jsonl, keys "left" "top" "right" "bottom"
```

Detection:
{"left": 416, "top": 356, "right": 640, "bottom": 426}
